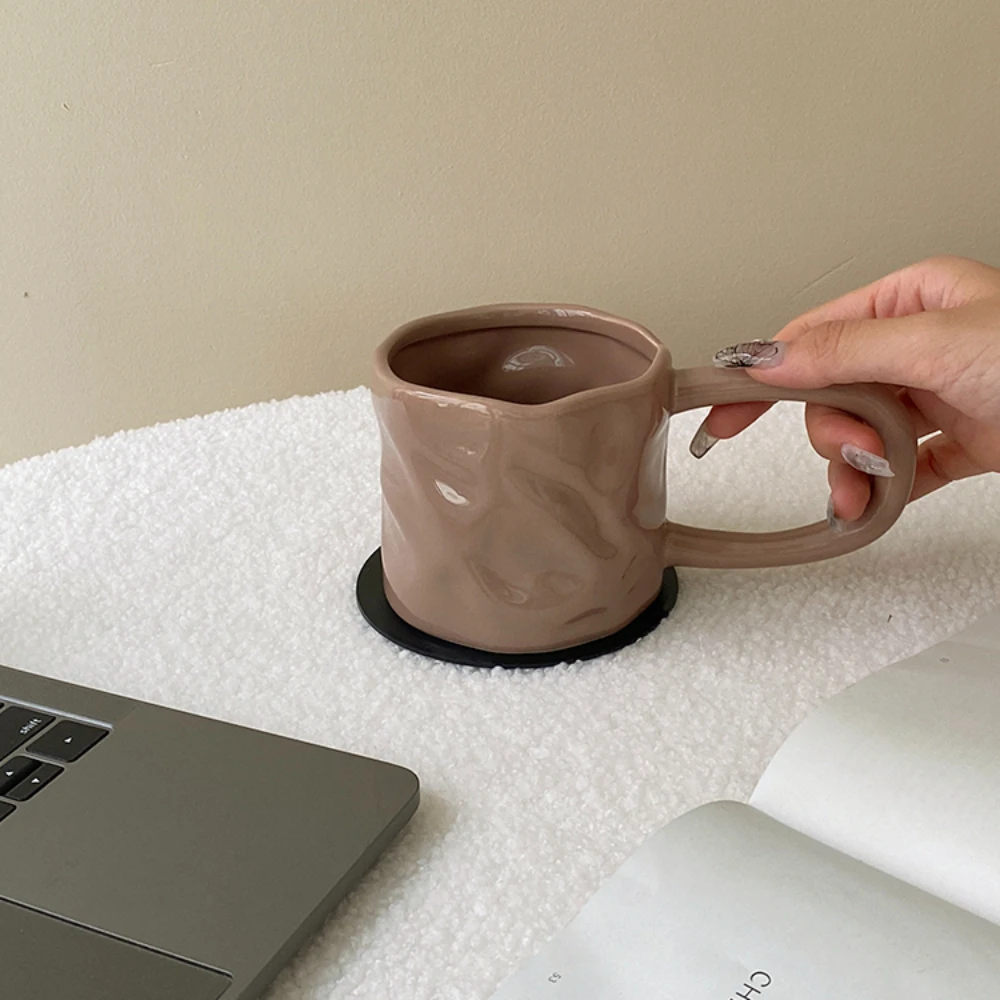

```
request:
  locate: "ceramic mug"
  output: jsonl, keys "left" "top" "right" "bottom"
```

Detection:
{"left": 371, "top": 304, "right": 916, "bottom": 654}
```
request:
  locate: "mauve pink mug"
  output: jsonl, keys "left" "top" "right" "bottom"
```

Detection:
{"left": 371, "top": 304, "right": 916, "bottom": 654}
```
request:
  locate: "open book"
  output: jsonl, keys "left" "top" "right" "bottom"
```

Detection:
{"left": 490, "top": 612, "right": 1000, "bottom": 999}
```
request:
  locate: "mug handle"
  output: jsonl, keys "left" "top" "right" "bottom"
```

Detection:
{"left": 663, "top": 367, "right": 917, "bottom": 568}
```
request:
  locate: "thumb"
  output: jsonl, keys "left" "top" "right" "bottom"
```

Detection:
{"left": 724, "top": 313, "right": 942, "bottom": 391}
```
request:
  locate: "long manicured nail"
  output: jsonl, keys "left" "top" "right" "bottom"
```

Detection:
{"left": 841, "top": 443, "right": 894, "bottom": 478}
{"left": 689, "top": 419, "right": 719, "bottom": 459}
{"left": 826, "top": 495, "right": 846, "bottom": 533}
{"left": 713, "top": 340, "right": 786, "bottom": 369}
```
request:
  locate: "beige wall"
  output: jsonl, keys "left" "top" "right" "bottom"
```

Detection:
{"left": 2, "top": 2, "right": 999, "bottom": 466}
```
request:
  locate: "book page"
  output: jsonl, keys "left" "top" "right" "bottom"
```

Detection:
{"left": 751, "top": 610, "right": 1000, "bottom": 925}
{"left": 489, "top": 801, "right": 1000, "bottom": 999}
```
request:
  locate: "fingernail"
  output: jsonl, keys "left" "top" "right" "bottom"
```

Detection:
{"left": 713, "top": 340, "right": 786, "bottom": 369}
{"left": 689, "top": 419, "right": 719, "bottom": 459}
{"left": 840, "top": 443, "right": 895, "bottom": 478}
{"left": 826, "top": 495, "right": 846, "bottom": 533}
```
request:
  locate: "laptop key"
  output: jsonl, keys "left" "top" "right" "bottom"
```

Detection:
{"left": 0, "top": 803, "right": 13, "bottom": 823}
{"left": 0, "top": 757, "right": 39, "bottom": 796}
{"left": 28, "top": 720, "right": 108, "bottom": 763}
{"left": 6, "top": 762, "right": 63, "bottom": 801}
{"left": 0, "top": 707, "right": 54, "bottom": 759}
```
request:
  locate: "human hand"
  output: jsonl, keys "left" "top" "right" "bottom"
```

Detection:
{"left": 692, "top": 255, "right": 1000, "bottom": 525}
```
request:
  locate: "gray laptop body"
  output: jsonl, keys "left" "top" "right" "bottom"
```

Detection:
{"left": 0, "top": 661, "right": 419, "bottom": 999}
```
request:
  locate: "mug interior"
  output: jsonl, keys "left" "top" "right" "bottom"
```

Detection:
{"left": 389, "top": 323, "right": 657, "bottom": 405}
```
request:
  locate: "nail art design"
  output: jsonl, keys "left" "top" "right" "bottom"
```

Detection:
{"left": 713, "top": 340, "right": 786, "bottom": 369}
{"left": 841, "top": 443, "right": 894, "bottom": 478}
{"left": 826, "top": 495, "right": 845, "bottom": 533}
{"left": 689, "top": 419, "right": 719, "bottom": 459}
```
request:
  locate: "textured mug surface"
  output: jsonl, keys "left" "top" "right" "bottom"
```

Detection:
{"left": 371, "top": 305, "right": 917, "bottom": 654}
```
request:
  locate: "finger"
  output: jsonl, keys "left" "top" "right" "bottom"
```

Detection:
{"left": 775, "top": 255, "right": 982, "bottom": 342}
{"left": 693, "top": 396, "right": 916, "bottom": 466}
{"left": 689, "top": 401, "right": 774, "bottom": 458}
{"left": 745, "top": 311, "right": 944, "bottom": 391}
{"left": 828, "top": 459, "right": 871, "bottom": 523}
{"left": 910, "top": 434, "right": 988, "bottom": 501}
{"left": 805, "top": 404, "right": 887, "bottom": 463}
{"left": 776, "top": 278, "right": 886, "bottom": 343}
{"left": 703, "top": 401, "right": 774, "bottom": 438}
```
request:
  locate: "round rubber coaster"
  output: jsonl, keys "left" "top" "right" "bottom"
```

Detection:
{"left": 356, "top": 548, "right": 679, "bottom": 669}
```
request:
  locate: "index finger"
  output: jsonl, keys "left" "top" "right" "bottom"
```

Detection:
{"left": 776, "top": 256, "right": 973, "bottom": 343}
{"left": 776, "top": 277, "right": 884, "bottom": 343}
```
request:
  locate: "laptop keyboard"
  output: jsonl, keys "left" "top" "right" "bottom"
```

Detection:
{"left": 0, "top": 703, "right": 108, "bottom": 823}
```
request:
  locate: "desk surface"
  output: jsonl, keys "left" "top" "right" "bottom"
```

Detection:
{"left": 0, "top": 388, "right": 996, "bottom": 999}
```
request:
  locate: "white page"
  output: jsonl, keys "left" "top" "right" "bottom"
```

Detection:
{"left": 949, "top": 609, "right": 1000, "bottom": 651}
{"left": 489, "top": 801, "right": 1000, "bottom": 999}
{"left": 751, "top": 610, "right": 1000, "bottom": 925}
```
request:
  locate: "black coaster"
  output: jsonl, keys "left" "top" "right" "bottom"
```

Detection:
{"left": 356, "top": 548, "right": 679, "bottom": 669}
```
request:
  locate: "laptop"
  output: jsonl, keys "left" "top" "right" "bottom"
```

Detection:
{"left": 0, "top": 659, "right": 419, "bottom": 999}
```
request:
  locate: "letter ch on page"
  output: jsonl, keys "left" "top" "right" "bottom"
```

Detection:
{"left": 730, "top": 970, "right": 773, "bottom": 1000}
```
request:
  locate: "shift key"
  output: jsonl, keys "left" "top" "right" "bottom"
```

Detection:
{"left": 0, "top": 708, "right": 54, "bottom": 758}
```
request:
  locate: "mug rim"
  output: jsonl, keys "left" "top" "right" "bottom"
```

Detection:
{"left": 373, "top": 303, "right": 672, "bottom": 415}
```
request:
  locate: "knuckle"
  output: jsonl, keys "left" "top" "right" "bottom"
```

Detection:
{"left": 920, "top": 254, "right": 964, "bottom": 272}
{"left": 914, "top": 254, "right": 978, "bottom": 279}
{"left": 916, "top": 254, "right": 987, "bottom": 293}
